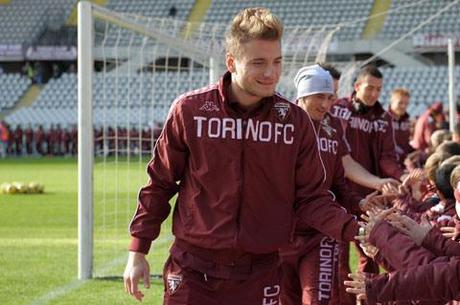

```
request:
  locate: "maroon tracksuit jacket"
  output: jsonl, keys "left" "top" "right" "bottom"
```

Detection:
{"left": 366, "top": 226, "right": 460, "bottom": 304}
{"left": 297, "top": 113, "right": 362, "bottom": 233}
{"left": 129, "top": 72, "right": 359, "bottom": 274}
{"left": 280, "top": 114, "right": 362, "bottom": 305}
{"left": 330, "top": 95, "right": 403, "bottom": 197}
{"left": 388, "top": 109, "right": 412, "bottom": 167}
{"left": 330, "top": 95, "right": 403, "bottom": 276}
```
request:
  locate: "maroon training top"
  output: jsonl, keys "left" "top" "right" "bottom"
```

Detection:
{"left": 330, "top": 95, "right": 403, "bottom": 197}
{"left": 295, "top": 113, "right": 362, "bottom": 235}
{"left": 129, "top": 72, "right": 359, "bottom": 255}
{"left": 388, "top": 108, "right": 412, "bottom": 167}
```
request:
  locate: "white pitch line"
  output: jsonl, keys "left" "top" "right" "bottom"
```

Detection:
{"left": 26, "top": 235, "right": 173, "bottom": 305}
{"left": 26, "top": 280, "right": 86, "bottom": 305}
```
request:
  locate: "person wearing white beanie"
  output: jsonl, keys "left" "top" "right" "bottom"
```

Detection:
{"left": 279, "top": 64, "right": 383, "bottom": 305}
{"left": 293, "top": 64, "right": 335, "bottom": 120}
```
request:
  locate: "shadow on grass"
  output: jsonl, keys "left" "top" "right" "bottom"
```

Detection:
{"left": 95, "top": 274, "right": 163, "bottom": 285}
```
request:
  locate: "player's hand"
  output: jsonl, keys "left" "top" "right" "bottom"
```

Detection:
{"left": 375, "top": 178, "right": 400, "bottom": 191}
{"left": 380, "top": 182, "right": 400, "bottom": 196}
{"left": 360, "top": 192, "right": 398, "bottom": 211}
{"left": 387, "top": 214, "right": 432, "bottom": 246}
{"left": 344, "top": 272, "right": 367, "bottom": 301}
{"left": 358, "top": 242, "right": 378, "bottom": 259}
{"left": 361, "top": 207, "right": 396, "bottom": 236}
{"left": 123, "top": 251, "right": 151, "bottom": 302}
{"left": 440, "top": 226, "right": 457, "bottom": 239}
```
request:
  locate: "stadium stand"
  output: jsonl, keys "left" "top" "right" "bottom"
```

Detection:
{"left": 5, "top": 64, "right": 460, "bottom": 128}
{"left": 106, "top": 0, "right": 195, "bottom": 19}
{"left": 380, "top": 66, "right": 460, "bottom": 115}
{"left": 203, "top": 0, "right": 373, "bottom": 40}
{"left": 0, "top": 73, "right": 31, "bottom": 112}
{"left": 0, "top": 0, "right": 76, "bottom": 44}
{"left": 378, "top": 0, "right": 460, "bottom": 39}
{"left": 5, "top": 71, "right": 209, "bottom": 127}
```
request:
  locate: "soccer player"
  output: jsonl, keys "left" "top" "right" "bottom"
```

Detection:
{"left": 123, "top": 8, "right": 361, "bottom": 305}
{"left": 319, "top": 63, "right": 399, "bottom": 192}
{"left": 330, "top": 65, "right": 404, "bottom": 276}
{"left": 280, "top": 64, "right": 379, "bottom": 305}
{"left": 388, "top": 88, "right": 412, "bottom": 168}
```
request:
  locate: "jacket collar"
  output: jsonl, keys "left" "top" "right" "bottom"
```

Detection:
{"left": 387, "top": 106, "right": 409, "bottom": 121}
{"left": 217, "top": 71, "right": 274, "bottom": 115}
{"left": 349, "top": 91, "right": 385, "bottom": 115}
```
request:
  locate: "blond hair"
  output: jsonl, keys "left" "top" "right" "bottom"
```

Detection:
{"left": 391, "top": 88, "right": 411, "bottom": 98}
{"left": 450, "top": 164, "right": 460, "bottom": 189}
{"left": 225, "top": 7, "right": 283, "bottom": 56}
{"left": 424, "top": 152, "right": 450, "bottom": 182}
{"left": 431, "top": 129, "right": 452, "bottom": 149}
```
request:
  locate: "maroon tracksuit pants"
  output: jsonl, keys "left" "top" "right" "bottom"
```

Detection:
{"left": 163, "top": 241, "right": 281, "bottom": 305}
{"left": 280, "top": 236, "right": 341, "bottom": 305}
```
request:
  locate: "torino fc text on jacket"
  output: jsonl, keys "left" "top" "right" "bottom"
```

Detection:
{"left": 129, "top": 72, "right": 358, "bottom": 256}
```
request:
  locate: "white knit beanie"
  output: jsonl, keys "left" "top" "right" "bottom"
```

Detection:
{"left": 294, "top": 64, "right": 334, "bottom": 99}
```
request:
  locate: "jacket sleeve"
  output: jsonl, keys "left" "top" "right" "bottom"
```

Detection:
{"left": 129, "top": 100, "right": 188, "bottom": 254}
{"left": 366, "top": 258, "right": 460, "bottom": 305}
{"left": 369, "top": 221, "right": 437, "bottom": 269}
{"left": 378, "top": 114, "right": 403, "bottom": 180}
{"left": 332, "top": 159, "right": 363, "bottom": 216}
{"left": 295, "top": 114, "right": 359, "bottom": 242}
{"left": 421, "top": 227, "right": 460, "bottom": 257}
{"left": 373, "top": 250, "right": 395, "bottom": 272}
{"left": 332, "top": 122, "right": 363, "bottom": 215}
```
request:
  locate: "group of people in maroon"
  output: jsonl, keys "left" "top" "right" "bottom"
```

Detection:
{"left": 0, "top": 123, "right": 163, "bottom": 157}
{"left": 0, "top": 123, "right": 77, "bottom": 157}
{"left": 121, "top": 7, "right": 460, "bottom": 305}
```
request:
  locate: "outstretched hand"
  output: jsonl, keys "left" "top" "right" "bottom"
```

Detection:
{"left": 355, "top": 207, "right": 396, "bottom": 246}
{"left": 401, "top": 168, "right": 425, "bottom": 187}
{"left": 358, "top": 242, "right": 379, "bottom": 259}
{"left": 362, "top": 207, "right": 396, "bottom": 235}
{"left": 440, "top": 226, "right": 457, "bottom": 239}
{"left": 380, "top": 182, "right": 402, "bottom": 197}
{"left": 387, "top": 214, "right": 432, "bottom": 246}
{"left": 375, "top": 178, "right": 400, "bottom": 191}
{"left": 344, "top": 272, "right": 367, "bottom": 301}
{"left": 362, "top": 191, "right": 400, "bottom": 211}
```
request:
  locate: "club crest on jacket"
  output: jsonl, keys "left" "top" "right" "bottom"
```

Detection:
{"left": 320, "top": 116, "right": 336, "bottom": 137}
{"left": 167, "top": 273, "right": 183, "bottom": 294}
{"left": 199, "top": 101, "right": 220, "bottom": 112}
{"left": 274, "top": 102, "right": 290, "bottom": 121}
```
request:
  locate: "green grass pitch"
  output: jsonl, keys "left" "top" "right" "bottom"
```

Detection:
{"left": 0, "top": 157, "right": 358, "bottom": 305}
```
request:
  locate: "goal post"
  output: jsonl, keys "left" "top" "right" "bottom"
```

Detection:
{"left": 77, "top": 0, "right": 93, "bottom": 280}
{"left": 77, "top": 1, "right": 223, "bottom": 280}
